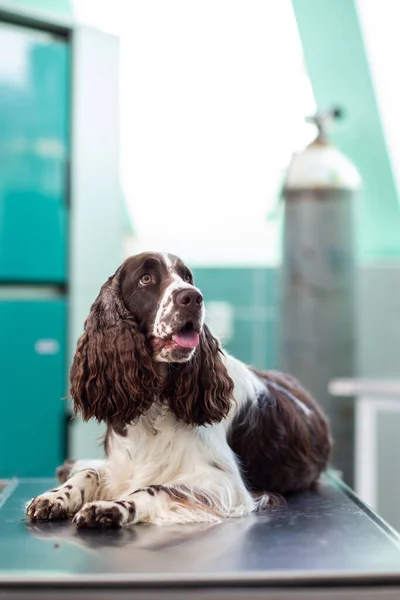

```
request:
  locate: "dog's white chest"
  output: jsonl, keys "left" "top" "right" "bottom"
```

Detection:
{"left": 105, "top": 405, "right": 210, "bottom": 493}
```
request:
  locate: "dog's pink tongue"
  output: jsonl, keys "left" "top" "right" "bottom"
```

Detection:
{"left": 172, "top": 330, "right": 200, "bottom": 349}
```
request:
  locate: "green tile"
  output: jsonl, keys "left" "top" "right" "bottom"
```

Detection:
{"left": 223, "top": 317, "right": 254, "bottom": 366}
{"left": 220, "top": 316, "right": 277, "bottom": 371}
{"left": 253, "top": 269, "right": 279, "bottom": 309}
{"left": 194, "top": 267, "right": 278, "bottom": 370}
{"left": 193, "top": 267, "right": 277, "bottom": 308}
{"left": 193, "top": 268, "right": 255, "bottom": 306}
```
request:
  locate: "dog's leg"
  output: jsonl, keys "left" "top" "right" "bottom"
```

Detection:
{"left": 73, "top": 476, "right": 255, "bottom": 528}
{"left": 56, "top": 459, "right": 105, "bottom": 484}
{"left": 26, "top": 467, "right": 104, "bottom": 521}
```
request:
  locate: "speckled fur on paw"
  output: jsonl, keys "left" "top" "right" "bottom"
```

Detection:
{"left": 26, "top": 495, "right": 69, "bottom": 521}
{"left": 73, "top": 502, "right": 126, "bottom": 529}
{"left": 26, "top": 486, "right": 82, "bottom": 521}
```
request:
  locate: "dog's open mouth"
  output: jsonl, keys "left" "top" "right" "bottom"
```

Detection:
{"left": 172, "top": 322, "right": 200, "bottom": 349}
{"left": 151, "top": 322, "right": 200, "bottom": 351}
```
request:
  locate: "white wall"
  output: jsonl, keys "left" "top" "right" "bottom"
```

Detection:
{"left": 74, "top": 0, "right": 316, "bottom": 266}
{"left": 120, "top": 0, "right": 316, "bottom": 265}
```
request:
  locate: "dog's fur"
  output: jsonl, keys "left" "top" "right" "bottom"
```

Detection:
{"left": 27, "top": 252, "right": 332, "bottom": 528}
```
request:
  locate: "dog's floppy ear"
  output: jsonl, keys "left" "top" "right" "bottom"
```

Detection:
{"left": 70, "top": 269, "right": 159, "bottom": 431}
{"left": 163, "top": 324, "right": 234, "bottom": 425}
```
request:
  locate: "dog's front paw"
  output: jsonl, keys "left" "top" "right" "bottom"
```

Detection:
{"left": 73, "top": 501, "right": 136, "bottom": 529}
{"left": 26, "top": 493, "right": 69, "bottom": 521}
{"left": 26, "top": 486, "right": 82, "bottom": 521}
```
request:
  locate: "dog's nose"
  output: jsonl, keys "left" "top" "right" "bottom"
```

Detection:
{"left": 176, "top": 289, "right": 203, "bottom": 307}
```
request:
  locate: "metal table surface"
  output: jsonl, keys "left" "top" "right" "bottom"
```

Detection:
{"left": 1, "top": 474, "right": 400, "bottom": 599}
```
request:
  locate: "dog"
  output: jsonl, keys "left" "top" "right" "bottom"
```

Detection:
{"left": 26, "top": 252, "right": 332, "bottom": 528}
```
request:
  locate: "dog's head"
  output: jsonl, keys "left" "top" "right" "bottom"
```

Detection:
{"left": 70, "top": 252, "right": 233, "bottom": 430}
{"left": 122, "top": 252, "right": 205, "bottom": 363}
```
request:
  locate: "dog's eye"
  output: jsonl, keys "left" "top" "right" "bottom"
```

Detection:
{"left": 140, "top": 274, "right": 152, "bottom": 285}
{"left": 184, "top": 273, "right": 192, "bottom": 283}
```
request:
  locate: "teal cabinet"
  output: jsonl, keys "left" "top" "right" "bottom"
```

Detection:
{"left": 0, "top": 22, "right": 69, "bottom": 282}
{"left": 0, "top": 298, "right": 67, "bottom": 477}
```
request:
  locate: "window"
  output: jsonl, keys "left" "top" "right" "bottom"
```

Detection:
{"left": 74, "top": 0, "right": 316, "bottom": 265}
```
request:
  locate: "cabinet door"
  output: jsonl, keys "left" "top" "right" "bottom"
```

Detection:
{"left": 0, "top": 298, "right": 67, "bottom": 477}
{"left": 0, "top": 23, "right": 69, "bottom": 283}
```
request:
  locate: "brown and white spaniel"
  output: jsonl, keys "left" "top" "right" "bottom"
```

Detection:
{"left": 27, "top": 252, "right": 332, "bottom": 528}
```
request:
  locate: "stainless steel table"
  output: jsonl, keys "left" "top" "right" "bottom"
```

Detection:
{"left": 1, "top": 474, "right": 400, "bottom": 599}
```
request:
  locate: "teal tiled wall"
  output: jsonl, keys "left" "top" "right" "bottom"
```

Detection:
{"left": 193, "top": 268, "right": 278, "bottom": 370}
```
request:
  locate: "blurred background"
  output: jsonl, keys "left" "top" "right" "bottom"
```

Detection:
{"left": 1, "top": 0, "right": 400, "bottom": 530}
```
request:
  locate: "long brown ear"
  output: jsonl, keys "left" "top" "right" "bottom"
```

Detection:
{"left": 70, "top": 270, "right": 159, "bottom": 431}
{"left": 163, "top": 324, "right": 233, "bottom": 426}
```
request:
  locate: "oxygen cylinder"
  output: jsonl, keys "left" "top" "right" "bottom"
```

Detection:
{"left": 280, "top": 108, "right": 361, "bottom": 485}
